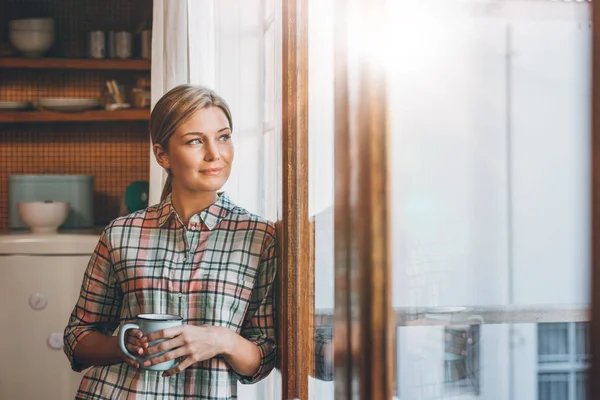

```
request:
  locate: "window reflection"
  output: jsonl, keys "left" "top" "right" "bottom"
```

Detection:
{"left": 310, "top": 1, "right": 592, "bottom": 399}
{"left": 389, "top": 1, "right": 591, "bottom": 399}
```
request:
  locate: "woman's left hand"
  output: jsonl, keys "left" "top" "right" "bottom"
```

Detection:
{"left": 141, "top": 325, "right": 229, "bottom": 377}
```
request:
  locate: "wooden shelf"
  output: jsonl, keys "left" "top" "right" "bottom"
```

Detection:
{"left": 0, "top": 109, "right": 150, "bottom": 123}
{"left": 0, "top": 57, "right": 151, "bottom": 71}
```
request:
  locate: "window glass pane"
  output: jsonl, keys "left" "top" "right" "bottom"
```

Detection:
{"left": 389, "top": 1, "right": 592, "bottom": 399}
{"left": 308, "top": 0, "right": 335, "bottom": 397}
{"left": 538, "top": 373, "right": 569, "bottom": 400}
{"left": 538, "top": 323, "right": 570, "bottom": 363}
{"left": 577, "top": 372, "right": 588, "bottom": 400}
{"left": 575, "top": 322, "right": 589, "bottom": 362}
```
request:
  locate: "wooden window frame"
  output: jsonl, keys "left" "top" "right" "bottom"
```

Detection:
{"left": 279, "top": 0, "right": 312, "bottom": 399}
{"left": 589, "top": 2, "right": 600, "bottom": 398}
{"left": 279, "top": 0, "right": 394, "bottom": 398}
{"left": 332, "top": 0, "right": 394, "bottom": 398}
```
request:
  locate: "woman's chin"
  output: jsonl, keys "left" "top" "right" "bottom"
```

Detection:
{"left": 192, "top": 182, "right": 226, "bottom": 193}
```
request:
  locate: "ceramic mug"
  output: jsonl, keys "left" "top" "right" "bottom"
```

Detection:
{"left": 118, "top": 313, "right": 183, "bottom": 371}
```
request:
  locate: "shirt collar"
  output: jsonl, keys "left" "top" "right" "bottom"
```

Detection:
{"left": 157, "top": 192, "right": 235, "bottom": 230}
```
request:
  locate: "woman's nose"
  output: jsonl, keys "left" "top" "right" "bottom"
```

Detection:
{"left": 204, "top": 141, "right": 221, "bottom": 161}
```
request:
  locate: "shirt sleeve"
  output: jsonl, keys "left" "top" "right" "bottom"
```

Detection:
{"left": 63, "top": 228, "right": 122, "bottom": 372}
{"left": 235, "top": 229, "right": 277, "bottom": 384}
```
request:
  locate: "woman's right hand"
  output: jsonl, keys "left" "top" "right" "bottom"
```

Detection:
{"left": 120, "top": 329, "right": 144, "bottom": 368}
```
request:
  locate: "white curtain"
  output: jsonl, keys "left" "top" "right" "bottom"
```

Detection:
{"left": 149, "top": 0, "right": 217, "bottom": 205}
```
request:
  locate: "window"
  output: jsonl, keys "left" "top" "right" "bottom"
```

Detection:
{"left": 538, "top": 323, "right": 589, "bottom": 400}
{"left": 389, "top": 1, "right": 592, "bottom": 399}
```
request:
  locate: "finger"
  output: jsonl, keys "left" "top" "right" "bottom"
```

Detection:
{"left": 126, "top": 344, "right": 144, "bottom": 356}
{"left": 145, "top": 336, "right": 185, "bottom": 357}
{"left": 128, "top": 329, "right": 144, "bottom": 340}
{"left": 123, "top": 358, "right": 140, "bottom": 369}
{"left": 144, "top": 326, "right": 184, "bottom": 343}
{"left": 127, "top": 335, "right": 143, "bottom": 347}
{"left": 447, "top": 345, "right": 467, "bottom": 356}
{"left": 162, "top": 356, "right": 195, "bottom": 377}
{"left": 143, "top": 345, "right": 189, "bottom": 367}
{"left": 127, "top": 329, "right": 143, "bottom": 338}
{"left": 446, "top": 336, "right": 465, "bottom": 346}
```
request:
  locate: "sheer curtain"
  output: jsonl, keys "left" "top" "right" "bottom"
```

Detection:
{"left": 149, "top": 0, "right": 190, "bottom": 204}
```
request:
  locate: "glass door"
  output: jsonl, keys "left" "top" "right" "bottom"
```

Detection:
{"left": 284, "top": 1, "right": 599, "bottom": 400}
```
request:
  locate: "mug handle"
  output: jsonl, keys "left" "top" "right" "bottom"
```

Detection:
{"left": 118, "top": 323, "right": 140, "bottom": 361}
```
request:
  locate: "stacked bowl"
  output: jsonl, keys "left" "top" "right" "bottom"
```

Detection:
{"left": 9, "top": 18, "right": 55, "bottom": 57}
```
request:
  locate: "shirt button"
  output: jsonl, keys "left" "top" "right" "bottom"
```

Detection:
{"left": 181, "top": 256, "right": 187, "bottom": 262}
{"left": 176, "top": 292, "right": 183, "bottom": 298}
{"left": 191, "top": 225, "right": 197, "bottom": 231}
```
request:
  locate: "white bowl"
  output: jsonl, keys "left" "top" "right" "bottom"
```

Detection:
{"left": 9, "top": 18, "right": 54, "bottom": 31}
{"left": 9, "top": 29, "right": 55, "bottom": 57}
{"left": 17, "top": 201, "right": 69, "bottom": 234}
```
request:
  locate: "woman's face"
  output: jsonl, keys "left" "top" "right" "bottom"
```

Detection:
{"left": 155, "top": 106, "right": 234, "bottom": 194}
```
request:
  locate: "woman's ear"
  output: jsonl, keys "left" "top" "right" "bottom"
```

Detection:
{"left": 153, "top": 143, "right": 170, "bottom": 169}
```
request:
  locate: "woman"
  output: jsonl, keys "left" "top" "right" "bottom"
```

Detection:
{"left": 63, "top": 84, "right": 277, "bottom": 399}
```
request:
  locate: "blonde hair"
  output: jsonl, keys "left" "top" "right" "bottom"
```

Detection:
{"left": 150, "top": 84, "right": 233, "bottom": 201}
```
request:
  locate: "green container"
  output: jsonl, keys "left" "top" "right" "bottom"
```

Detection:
{"left": 9, "top": 174, "right": 94, "bottom": 230}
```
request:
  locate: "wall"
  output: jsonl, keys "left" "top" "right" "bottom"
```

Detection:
{"left": 0, "top": 123, "right": 149, "bottom": 229}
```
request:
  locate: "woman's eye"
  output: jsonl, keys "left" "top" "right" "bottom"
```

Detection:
{"left": 219, "top": 134, "right": 231, "bottom": 142}
{"left": 187, "top": 138, "right": 202, "bottom": 145}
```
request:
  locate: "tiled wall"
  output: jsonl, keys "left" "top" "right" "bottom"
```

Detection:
{"left": 0, "top": 123, "right": 149, "bottom": 230}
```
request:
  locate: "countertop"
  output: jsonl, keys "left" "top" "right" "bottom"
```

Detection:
{"left": 0, "top": 229, "right": 102, "bottom": 255}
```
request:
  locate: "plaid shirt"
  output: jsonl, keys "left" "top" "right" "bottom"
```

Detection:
{"left": 63, "top": 193, "right": 277, "bottom": 399}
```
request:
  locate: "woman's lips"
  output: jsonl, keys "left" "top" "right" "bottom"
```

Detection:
{"left": 200, "top": 168, "right": 223, "bottom": 176}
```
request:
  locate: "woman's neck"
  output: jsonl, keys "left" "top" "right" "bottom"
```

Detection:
{"left": 170, "top": 188, "right": 219, "bottom": 226}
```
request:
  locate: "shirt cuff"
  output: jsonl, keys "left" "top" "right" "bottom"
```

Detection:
{"left": 63, "top": 329, "right": 94, "bottom": 372}
{"left": 236, "top": 337, "right": 276, "bottom": 384}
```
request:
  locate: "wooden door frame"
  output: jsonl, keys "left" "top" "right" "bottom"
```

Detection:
{"left": 589, "top": 2, "right": 600, "bottom": 398}
{"left": 333, "top": 0, "right": 394, "bottom": 399}
{"left": 279, "top": 0, "right": 395, "bottom": 398}
{"left": 279, "top": 0, "right": 312, "bottom": 399}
